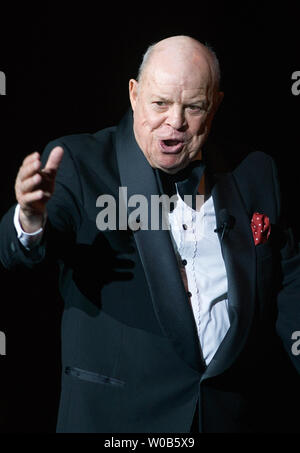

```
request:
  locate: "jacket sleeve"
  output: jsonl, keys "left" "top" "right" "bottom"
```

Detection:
{"left": 0, "top": 138, "right": 83, "bottom": 271}
{"left": 276, "top": 232, "right": 300, "bottom": 373}
{"left": 271, "top": 158, "right": 300, "bottom": 373}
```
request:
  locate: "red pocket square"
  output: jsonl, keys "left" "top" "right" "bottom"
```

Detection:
{"left": 251, "top": 212, "right": 271, "bottom": 245}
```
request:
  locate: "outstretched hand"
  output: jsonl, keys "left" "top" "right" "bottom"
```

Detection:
{"left": 15, "top": 146, "right": 64, "bottom": 232}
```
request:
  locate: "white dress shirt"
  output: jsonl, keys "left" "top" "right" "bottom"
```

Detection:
{"left": 13, "top": 204, "right": 44, "bottom": 250}
{"left": 167, "top": 191, "right": 230, "bottom": 365}
{"left": 14, "top": 193, "right": 230, "bottom": 365}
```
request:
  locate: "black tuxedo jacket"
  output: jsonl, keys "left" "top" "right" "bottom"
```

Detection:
{"left": 0, "top": 111, "right": 299, "bottom": 432}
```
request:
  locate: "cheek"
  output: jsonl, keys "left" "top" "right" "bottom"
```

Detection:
{"left": 191, "top": 115, "right": 207, "bottom": 136}
{"left": 138, "top": 105, "right": 163, "bottom": 133}
{"left": 187, "top": 117, "right": 209, "bottom": 151}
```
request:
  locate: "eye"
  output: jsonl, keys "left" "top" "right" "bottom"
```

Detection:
{"left": 187, "top": 104, "right": 205, "bottom": 112}
{"left": 153, "top": 101, "right": 167, "bottom": 107}
{"left": 152, "top": 101, "right": 169, "bottom": 111}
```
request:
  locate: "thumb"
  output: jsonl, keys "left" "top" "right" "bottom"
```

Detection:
{"left": 44, "top": 146, "right": 64, "bottom": 172}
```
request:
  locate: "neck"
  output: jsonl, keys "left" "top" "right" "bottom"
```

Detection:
{"left": 198, "top": 173, "right": 205, "bottom": 195}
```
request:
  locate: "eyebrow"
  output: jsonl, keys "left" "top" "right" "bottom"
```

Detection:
{"left": 151, "top": 95, "right": 171, "bottom": 102}
{"left": 151, "top": 95, "right": 207, "bottom": 103}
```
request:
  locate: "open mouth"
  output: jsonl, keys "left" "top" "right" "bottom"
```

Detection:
{"left": 159, "top": 139, "right": 185, "bottom": 153}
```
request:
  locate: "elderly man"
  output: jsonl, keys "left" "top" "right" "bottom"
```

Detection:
{"left": 0, "top": 36, "right": 299, "bottom": 433}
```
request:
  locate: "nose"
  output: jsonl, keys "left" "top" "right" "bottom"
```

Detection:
{"left": 166, "top": 105, "right": 187, "bottom": 131}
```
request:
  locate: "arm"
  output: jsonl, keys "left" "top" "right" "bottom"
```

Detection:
{"left": 0, "top": 141, "right": 82, "bottom": 270}
{"left": 276, "top": 231, "right": 300, "bottom": 373}
{"left": 270, "top": 158, "right": 300, "bottom": 373}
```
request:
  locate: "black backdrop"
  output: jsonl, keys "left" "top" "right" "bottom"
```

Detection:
{"left": 0, "top": 3, "right": 299, "bottom": 432}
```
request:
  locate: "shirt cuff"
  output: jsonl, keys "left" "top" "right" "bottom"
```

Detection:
{"left": 13, "top": 204, "right": 46, "bottom": 251}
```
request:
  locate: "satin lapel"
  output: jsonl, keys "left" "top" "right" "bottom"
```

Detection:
{"left": 115, "top": 111, "right": 203, "bottom": 373}
{"left": 202, "top": 172, "right": 257, "bottom": 380}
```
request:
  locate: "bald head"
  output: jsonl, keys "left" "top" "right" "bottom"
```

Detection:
{"left": 138, "top": 35, "right": 220, "bottom": 93}
{"left": 129, "top": 35, "right": 223, "bottom": 174}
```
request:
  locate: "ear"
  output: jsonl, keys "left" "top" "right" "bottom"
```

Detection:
{"left": 129, "top": 79, "right": 139, "bottom": 111}
{"left": 214, "top": 91, "right": 224, "bottom": 113}
{"left": 205, "top": 91, "right": 225, "bottom": 136}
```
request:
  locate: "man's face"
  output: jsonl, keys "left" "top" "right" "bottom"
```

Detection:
{"left": 129, "top": 51, "right": 222, "bottom": 174}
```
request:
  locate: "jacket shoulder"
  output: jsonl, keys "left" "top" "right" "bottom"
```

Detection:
{"left": 42, "top": 126, "right": 117, "bottom": 162}
{"left": 232, "top": 151, "right": 281, "bottom": 221}
{"left": 233, "top": 150, "right": 274, "bottom": 176}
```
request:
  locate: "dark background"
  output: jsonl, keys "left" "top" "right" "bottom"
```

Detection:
{"left": 0, "top": 3, "right": 299, "bottom": 432}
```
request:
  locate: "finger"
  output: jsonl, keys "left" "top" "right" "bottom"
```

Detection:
{"left": 20, "top": 173, "right": 42, "bottom": 194}
{"left": 44, "top": 146, "right": 64, "bottom": 172}
{"left": 21, "top": 151, "right": 40, "bottom": 167}
{"left": 20, "top": 189, "right": 51, "bottom": 206}
{"left": 18, "top": 158, "right": 42, "bottom": 182}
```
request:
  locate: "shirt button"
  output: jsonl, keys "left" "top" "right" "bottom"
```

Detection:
{"left": 187, "top": 291, "right": 192, "bottom": 298}
{"left": 182, "top": 259, "right": 187, "bottom": 266}
{"left": 182, "top": 224, "right": 188, "bottom": 230}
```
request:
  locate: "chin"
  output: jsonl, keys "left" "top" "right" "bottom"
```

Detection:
{"left": 156, "top": 159, "right": 188, "bottom": 175}
{"left": 153, "top": 144, "right": 199, "bottom": 174}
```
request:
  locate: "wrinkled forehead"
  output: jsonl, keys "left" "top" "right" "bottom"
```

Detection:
{"left": 141, "top": 49, "right": 213, "bottom": 94}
